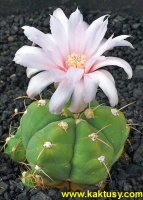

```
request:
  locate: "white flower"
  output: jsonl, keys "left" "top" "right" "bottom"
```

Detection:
{"left": 13, "top": 8, "right": 133, "bottom": 114}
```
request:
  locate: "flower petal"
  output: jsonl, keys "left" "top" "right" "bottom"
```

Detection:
{"left": 49, "top": 79, "right": 74, "bottom": 114}
{"left": 83, "top": 21, "right": 89, "bottom": 30}
{"left": 53, "top": 8, "right": 68, "bottom": 34}
{"left": 50, "top": 15, "right": 69, "bottom": 58}
{"left": 108, "top": 35, "right": 134, "bottom": 48}
{"left": 22, "top": 26, "right": 59, "bottom": 53}
{"left": 68, "top": 8, "right": 84, "bottom": 52}
{"left": 13, "top": 46, "right": 56, "bottom": 71}
{"left": 92, "top": 57, "right": 132, "bottom": 79}
{"left": 95, "top": 35, "right": 134, "bottom": 57}
{"left": 84, "top": 74, "right": 99, "bottom": 103}
{"left": 94, "top": 34, "right": 114, "bottom": 57}
{"left": 85, "top": 56, "right": 105, "bottom": 73}
{"left": 22, "top": 26, "right": 64, "bottom": 68}
{"left": 84, "top": 15, "right": 109, "bottom": 57}
{"left": 27, "top": 71, "right": 53, "bottom": 98}
{"left": 91, "top": 70, "right": 118, "bottom": 106}
{"left": 68, "top": 79, "right": 87, "bottom": 113}
{"left": 50, "top": 69, "right": 66, "bottom": 82}
{"left": 74, "top": 21, "right": 87, "bottom": 53}
{"left": 37, "top": 34, "right": 64, "bottom": 68}
{"left": 100, "top": 69, "right": 115, "bottom": 84}
{"left": 84, "top": 69, "right": 115, "bottom": 103}
{"left": 26, "top": 68, "right": 41, "bottom": 78}
{"left": 69, "top": 8, "right": 83, "bottom": 26}
{"left": 49, "top": 67, "right": 84, "bottom": 114}
{"left": 66, "top": 67, "right": 84, "bottom": 84}
{"left": 22, "top": 26, "right": 45, "bottom": 46}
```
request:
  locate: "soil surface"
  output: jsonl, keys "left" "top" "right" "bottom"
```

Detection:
{"left": 0, "top": 0, "right": 143, "bottom": 17}
{"left": 0, "top": 3, "right": 143, "bottom": 200}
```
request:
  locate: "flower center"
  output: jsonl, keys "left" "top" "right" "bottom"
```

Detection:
{"left": 67, "top": 53, "right": 86, "bottom": 69}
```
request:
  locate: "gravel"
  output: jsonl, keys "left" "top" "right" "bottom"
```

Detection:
{"left": 0, "top": 4, "right": 143, "bottom": 200}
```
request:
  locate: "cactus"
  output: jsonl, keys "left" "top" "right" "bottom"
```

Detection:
{"left": 5, "top": 99, "right": 130, "bottom": 190}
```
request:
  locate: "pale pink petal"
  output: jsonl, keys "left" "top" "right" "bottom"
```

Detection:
{"left": 85, "top": 15, "right": 107, "bottom": 43}
{"left": 94, "top": 34, "right": 114, "bottom": 57}
{"left": 14, "top": 45, "right": 45, "bottom": 55}
{"left": 49, "top": 69, "right": 66, "bottom": 82}
{"left": 92, "top": 38, "right": 107, "bottom": 54}
{"left": 92, "top": 57, "right": 133, "bottom": 79}
{"left": 100, "top": 69, "right": 115, "bottom": 84}
{"left": 50, "top": 15, "right": 69, "bottom": 58}
{"left": 46, "top": 33, "right": 55, "bottom": 41}
{"left": 84, "top": 15, "right": 109, "bottom": 57}
{"left": 28, "top": 31, "right": 64, "bottom": 68}
{"left": 69, "top": 8, "right": 83, "bottom": 25}
{"left": 90, "top": 18, "right": 108, "bottom": 55}
{"left": 83, "top": 74, "right": 99, "bottom": 103}
{"left": 22, "top": 26, "right": 45, "bottom": 46}
{"left": 109, "top": 35, "right": 134, "bottom": 49}
{"left": 95, "top": 35, "right": 134, "bottom": 57}
{"left": 53, "top": 8, "right": 68, "bottom": 34}
{"left": 66, "top": 67, "right": 84, "bottom": 84}
{"left": 26, "top": 68, "right": 41, "bottom": 78}
{"left": 49, "top": 79, "right": 74, "bottom": 114}
{"left": 84, "top": 70, "right": 115, "bottom": 103}
{"left": 13, "top": 46, "right": 56, "bottom": 71}
{"left": 68, "top": 8, "right": 83, "bottom": 52}
{"left": 85, "top": 56, "right": 105, "bottom": 73}
{"left": 27, "top": 71, "right": 53, "bottom": 98}
{"left": 22, "top": 26, "right": 58, "bottom": 54}
{"left": 98, "top": 38, "right": 107, "bottom": 48}
{"left": 68, "top": 80, "right": 87, "bottom": 113}
{"left": 74, "top": 21, "right": 87, "bottom": 53}
{"left": 49, "top": 67, "right": 84, "bottom": 114}
{"left": 83, "top": 21, "right": 89, "bottom": 30}
{"left": 91, "top": 70, "right": 118, "bottom": 106}
{"left": 22, "top": 26, "right": 64, "bottom": 68}
{"left": 37, "top": 33, "right": 57, "bottom": 52}
{"left": 37, "top": 35, "right": 64, "bottom": 68}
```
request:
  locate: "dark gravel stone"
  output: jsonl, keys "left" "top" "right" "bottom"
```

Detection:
{"left": 17, "top": 192, "right": 29, "bottom": 200}
{"left": 43, "top": 17, "right": 50, "bottom": 26}
{"left": 0, "top": 197, "right": 5, "bottom": 200}
{"left": 133, "top": 86, "right": 143, "bottom": 98}
{"left": 0, "top": 182, "right": 8, "bottom": 195}
{"left": 83, "top": 185, "right": 98, "bottom": 192}
{"left": 133, "top": 65, "right": 143, "bottom": 82}
{"left": 3, "top": 192, "right": 11, "bottom": 200}
{"left": 48, "top": 189, "right": 58, "bottom": 199}
{"left": 126, "top": 164, "right": 143, "bottom": 176}
{"left": 133, "top": 139, "right": 143, "bottom": 166}
{"left": 131, "top": 23, "right": 141, "bottom": 29}
{"left": 31, "top": 191, "right": 52, "bottom": 200}
{"left": 0, "top": 20, "right": 6, "bottom": 27}
{"left": 19, "top": 17, "right": 25, "bottom": 26}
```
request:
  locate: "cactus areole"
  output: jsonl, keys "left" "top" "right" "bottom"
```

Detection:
{"left": 5, "top": 99, "right": 130, "bottom": 190}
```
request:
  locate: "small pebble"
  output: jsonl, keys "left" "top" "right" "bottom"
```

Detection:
{"left": 7, "top": 36, "right": 15, "bottom": 42}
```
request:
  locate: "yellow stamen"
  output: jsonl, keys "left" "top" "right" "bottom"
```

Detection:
{"left": 67, "top": 53, "right": 86, "bottom": 69}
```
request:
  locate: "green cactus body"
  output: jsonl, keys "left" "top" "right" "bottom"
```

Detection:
{"left": 4, "top": 128, "right": 26, "bottom": 162}
{"left": 5, "top": 99, "right": 130, "bottom": 190}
